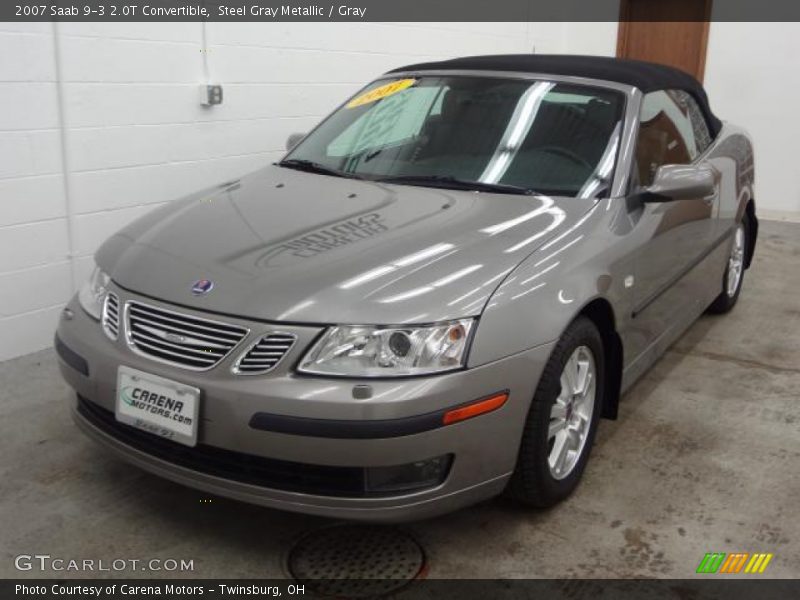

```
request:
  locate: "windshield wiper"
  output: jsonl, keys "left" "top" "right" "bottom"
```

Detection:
{"left": 277, "top": 159, "right": 362, "bottom": 179}
{"left": 375, "top": 174, "right": 538, "bottom": 195}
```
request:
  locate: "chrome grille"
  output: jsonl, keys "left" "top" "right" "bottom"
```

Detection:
{"left": 102, "top": 292, "right": 120, "bottom": 340}
{"left": 233, "top": 333, "right": 297, "bottom": 375}
{"left": 125, "top": 301, "right": 248, "bottom": 371}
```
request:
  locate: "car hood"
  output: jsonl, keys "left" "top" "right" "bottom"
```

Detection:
{"left": 101, "top": 166, "right": 595, "bottom": 324}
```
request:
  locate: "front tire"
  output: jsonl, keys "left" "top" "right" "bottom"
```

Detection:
{"left": 506, "top": 317, "right": 604, "bottom": 507}
{"left": 708, "top": 215, "right": 749, "bottom": 314}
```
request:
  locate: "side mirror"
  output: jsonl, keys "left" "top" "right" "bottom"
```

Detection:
{"left": 286, "top": 132, "right": 306, "bottom": 152}
{"left": 638, "top": 164, "right": 716, "bottom": 202}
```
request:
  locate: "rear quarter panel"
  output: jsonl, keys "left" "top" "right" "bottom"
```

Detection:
{"left": 707, "top": 123, "right": 756, "bottom": 237}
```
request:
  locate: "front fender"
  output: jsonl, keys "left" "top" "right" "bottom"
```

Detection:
{"left": 468, "top": 197, "right": 632, "bottom": 367}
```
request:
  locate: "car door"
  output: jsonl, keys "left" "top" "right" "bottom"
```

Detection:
{"left": 625, "top": 90, "right": 718, "bottom": 369}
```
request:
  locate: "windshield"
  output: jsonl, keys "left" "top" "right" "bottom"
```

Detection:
{"left": 283, "top": 75, "right": 625, "bottom": 197}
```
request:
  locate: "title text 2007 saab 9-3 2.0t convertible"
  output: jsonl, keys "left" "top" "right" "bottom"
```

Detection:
{"left": 56, "top": 55, "right": 757, "bottom": 522}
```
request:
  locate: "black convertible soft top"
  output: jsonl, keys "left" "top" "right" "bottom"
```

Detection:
{"left": 389, "top": 54, "right": 722, "bottom": 136}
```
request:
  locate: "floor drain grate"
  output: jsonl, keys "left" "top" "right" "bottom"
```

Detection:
{"left": 287, "top": 524, "right": 426, "bottom": 598}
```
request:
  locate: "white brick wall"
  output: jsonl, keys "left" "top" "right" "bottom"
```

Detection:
{"left": 1, "top": 21, "right": 556, "bottom": 361}
{"left": 0, "top": 23, "right": 69, "bottom": 361}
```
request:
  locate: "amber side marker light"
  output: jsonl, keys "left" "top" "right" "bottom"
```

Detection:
{"left": 442, "top": 392, "right": 509, "bottom": 425}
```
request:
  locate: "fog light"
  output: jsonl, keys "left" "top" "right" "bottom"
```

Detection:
{"left": 365, "top": 454, "right": 453, "bottom": 493}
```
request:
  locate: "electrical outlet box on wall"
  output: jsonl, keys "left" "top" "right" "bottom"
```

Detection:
{"left": 200, "top": 84, "right": 223, "bottom": 106}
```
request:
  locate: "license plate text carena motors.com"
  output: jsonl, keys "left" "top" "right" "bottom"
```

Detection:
{"left": 115, "top": 366, "right": 200, "bottom": 447}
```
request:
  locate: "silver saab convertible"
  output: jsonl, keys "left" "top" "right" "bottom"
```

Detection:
{"left": 56, "top": 55, "right": 757, "bottom": 521}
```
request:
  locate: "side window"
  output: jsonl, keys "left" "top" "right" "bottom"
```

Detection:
{"left": 635, "top": 90, "right": 702, "bottom": 186}
{"left": 673, "top": 89, "right": 713, "bottom": 154}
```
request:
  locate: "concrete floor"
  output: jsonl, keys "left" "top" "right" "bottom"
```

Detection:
{"left": 1, "top": 220, "right": 798, "bottom": 580}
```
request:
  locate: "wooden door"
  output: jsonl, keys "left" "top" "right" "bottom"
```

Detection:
{"left": 617, "top": 0, "right": 712, "bottom": 81}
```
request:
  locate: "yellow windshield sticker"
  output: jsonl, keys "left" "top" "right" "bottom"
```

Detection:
{"left": 346, "top": 79, "right": 416, "bottom": 108}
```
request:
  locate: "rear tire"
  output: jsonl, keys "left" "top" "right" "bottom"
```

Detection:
{"left": 505, "top": 317, "right": 604, "bottom": 507}
{"left": 708, "top": 214, "right": 750, "bottom": 314}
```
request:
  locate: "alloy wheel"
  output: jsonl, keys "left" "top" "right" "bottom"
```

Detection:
{"left": 548, "top": 345, "right": 596, "bottom": 480}
{"left": 726, "top": 223, "right": 746, "bottom": 297}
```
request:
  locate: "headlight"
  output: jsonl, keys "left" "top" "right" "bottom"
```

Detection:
{"left": 298, "top": 319, "right": 474, "bottom": 377}
{"left": 77, "top": 267, "right": 111, "bottom": 320}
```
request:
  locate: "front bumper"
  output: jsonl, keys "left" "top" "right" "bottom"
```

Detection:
{"left": 56, "top": 287, "right": 553, "bottom": 521}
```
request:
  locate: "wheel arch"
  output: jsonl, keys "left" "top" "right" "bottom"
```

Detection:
{"left": 744, "top": 197, "right": 758, "bottom": 269}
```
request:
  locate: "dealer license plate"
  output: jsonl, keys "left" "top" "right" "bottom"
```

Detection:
{"left": 115, "top": 366, "right": 200, "bottom": 447}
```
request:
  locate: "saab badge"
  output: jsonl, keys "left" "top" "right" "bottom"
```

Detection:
{"left": 191, "top": 279, "right": 214, "bottom": 296}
